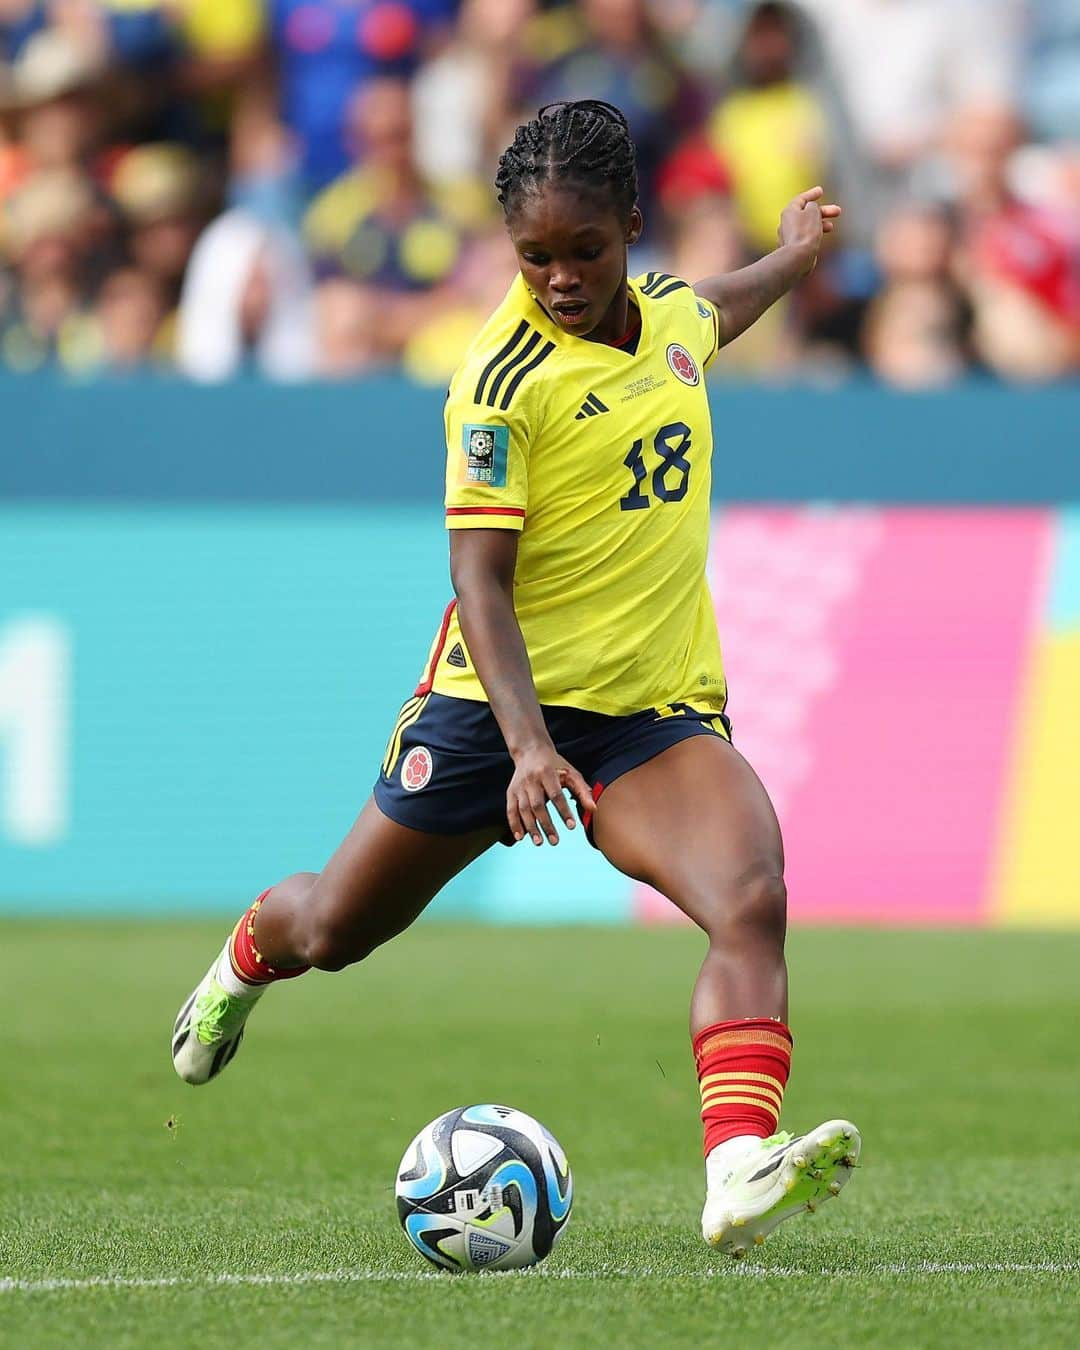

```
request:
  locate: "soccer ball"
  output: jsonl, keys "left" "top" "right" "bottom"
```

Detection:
{"left": 395, "top": 1104, "right": 572, "bottom": 1272}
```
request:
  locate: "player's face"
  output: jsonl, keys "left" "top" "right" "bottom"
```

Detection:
{"left": 508, "top": 187, "right": 643, "bottom": 342}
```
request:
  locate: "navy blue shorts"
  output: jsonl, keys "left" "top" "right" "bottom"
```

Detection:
{"left": 373, "top": 692, "right": 731, "bottom": 846}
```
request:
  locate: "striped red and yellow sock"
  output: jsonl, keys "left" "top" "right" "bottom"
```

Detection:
{"left": 229, "top": 890, "right": 310, "bottom": 986}
{"left": 693, "top": 1018, "right": 793, "bottom": 1155}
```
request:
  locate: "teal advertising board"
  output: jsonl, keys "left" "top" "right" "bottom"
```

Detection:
{"left": 0, "top": 506, "right": 628, "bottom": 919}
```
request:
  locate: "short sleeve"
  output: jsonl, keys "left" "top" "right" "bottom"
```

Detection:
{"left": 691, "top": 293, "right": 723, "bottom": 369}
{"left": 443, "top": 381, "right": 532, "bottom": 531}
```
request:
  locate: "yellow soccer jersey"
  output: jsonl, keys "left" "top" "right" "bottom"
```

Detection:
{"left": 424, "top": 270, "right": 728, "bottom": 718}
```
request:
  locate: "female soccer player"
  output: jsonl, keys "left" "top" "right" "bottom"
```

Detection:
{"left": 172, "top": 100, "right": 861, "bottom": 1257}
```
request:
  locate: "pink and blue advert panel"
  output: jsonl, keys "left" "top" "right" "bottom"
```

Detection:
{"left": 2, "top": 505, "right": 1078, "bottom": 924}
{"left": 637, "top": 507, "right": 1080, "bottom": 927}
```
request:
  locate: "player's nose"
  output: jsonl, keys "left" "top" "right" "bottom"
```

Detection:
{"left": 549, "top": 267, "right": 582, "bottom": 293}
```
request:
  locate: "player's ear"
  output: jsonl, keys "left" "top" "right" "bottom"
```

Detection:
{"left": 625, "top": 206, "right": 643, "bottom": 247}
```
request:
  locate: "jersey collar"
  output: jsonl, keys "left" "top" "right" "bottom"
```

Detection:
{"left": 518, "top": 273, "right": 650, "bottom": 362}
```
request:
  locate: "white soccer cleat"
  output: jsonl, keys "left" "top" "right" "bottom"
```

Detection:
{"left": 702, "top": 1119, "right": 861, "bottom": 1257}
{"left": 171, "top": 942, "right": 263, "bottom": 1085}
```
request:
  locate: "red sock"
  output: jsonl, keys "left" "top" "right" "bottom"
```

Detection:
{"left": 229, "top": 890, "right": 310, "bottom": 985}
{"left": 693, "top": 1018, "right": 793, "bottom": 1155}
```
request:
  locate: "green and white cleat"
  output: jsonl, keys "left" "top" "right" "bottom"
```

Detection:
{"left": 702, "top": 1119, "right": 861, "bottom": 1257}
{"left": 171, "top": 944, "right": 262, "bottom": 1085}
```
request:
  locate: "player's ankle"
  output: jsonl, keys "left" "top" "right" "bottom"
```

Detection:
{"left": 214, "top": 947, "right": 269, "bottom": 1000}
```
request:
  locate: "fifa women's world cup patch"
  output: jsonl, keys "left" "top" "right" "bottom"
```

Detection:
{"left": 667, "top": 343, "right": 700, "bottom": 386}
{"left": 462, "top": 424, "right": 509, "bottom": 486}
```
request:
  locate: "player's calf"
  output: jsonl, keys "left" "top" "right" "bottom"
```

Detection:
{"left": 297, "top": 908, "right": 384, "bottom": 971}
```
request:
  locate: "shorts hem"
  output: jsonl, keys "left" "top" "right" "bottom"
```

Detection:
{"left": 373, "top": 781, "right": 509, "bottom": 842}
{"left": 583, "top": 717, "right": 731, "bottom": 848}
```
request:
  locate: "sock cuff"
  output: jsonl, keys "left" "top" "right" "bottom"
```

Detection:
{"left": 228, "top": 899, "right": 270, "bottom": 985}
{"left": 693, "top": 1018, "right": 793, "bottom": 1070}
{"left": 694, "top": 1018, "right": 793, "bottom": 1155}
{"left": 229, "top": 889, "right": 310, "bottom": 984}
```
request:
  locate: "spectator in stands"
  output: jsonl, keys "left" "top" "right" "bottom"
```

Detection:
{"left": 2, "top": 26, "right": 133, "bottom": 298}
{"left": 966, "top": 218, "right": 1080, "bottom": 381}
{"left": 0, "top": 165, "right": 99, "bottom": 370}
{"left": 176, "top": 206, "right": 315, "bottom": 381}
{"left": 226, "top": 90, "right": 305, "bottom": 226}
{"left": 943, "top": 102, "right": 1080, "bottom": 382}
{"left": 92, "top": 263, "right": 169, "bottom": 369}
{"left": 412, "top": 0, "right": 537, "bottom": 205}
{"left": 165, "top": 0, "right": 270, "bottom": 157}
{"left": 939, "top": 102, "right": 1026, "bottom": 224}
{"left": 1, "top": 27, "right": 105, "bottom": 180}
{"left": 268, "top": 0, "right": 458, "bottom": 193}
{"left": 314, "top": 273, "right": 379, "bottom": 377}
{"left": 799, "top": 0, "right": 1018, "bottom": 207}
{"left": 304, "top": 74, "right": 468, "bottom": 362}
{"left": 110, "top": 142, "right": 207, "bottom": 302}
{"left": 705, "top": 2, "right": 839, "bottom": 256}
{"left": 861, "top": 200, "right": 969, "bottom": 388}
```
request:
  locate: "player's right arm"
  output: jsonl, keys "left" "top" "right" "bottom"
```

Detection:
{"left": 443, "top": 329, "right": 595, "bottom": 846}
{"left": 449, "top": 530, "right": 595, "bottom": 846}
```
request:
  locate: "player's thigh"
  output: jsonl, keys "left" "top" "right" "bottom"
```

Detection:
{"left": 592, "top": 736, "right": 785, "bottom": 932}
{"left": 307, "top": 797, "right": 502, "bottom": 958}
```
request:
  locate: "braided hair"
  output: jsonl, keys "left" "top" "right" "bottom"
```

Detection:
{"left": 495, "top": 100, "right": 639, "bottom": 222}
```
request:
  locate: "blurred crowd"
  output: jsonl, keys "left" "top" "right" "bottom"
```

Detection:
{"left": 0, "top": 0, "right": 1077, "bottom": 387}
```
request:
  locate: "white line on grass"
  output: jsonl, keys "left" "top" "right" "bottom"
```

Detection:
{"left": 2, "top": 1261, "right": 1077, "bottom": 1296}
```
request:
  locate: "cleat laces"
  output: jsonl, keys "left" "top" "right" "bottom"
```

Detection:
{"left": 192, "top": 982, "right": 245, "bottom": 1046}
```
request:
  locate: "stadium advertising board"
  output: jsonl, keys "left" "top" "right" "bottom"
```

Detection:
{"left": 3, "top": 504, "right": 1078, "bottom": 925}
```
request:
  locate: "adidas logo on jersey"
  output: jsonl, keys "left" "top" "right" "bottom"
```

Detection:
{"left": 574, "top": 393, "right": 609, "bottom": 419}
{"left": 445, "top": 642, "right": 467, "bottom": 669}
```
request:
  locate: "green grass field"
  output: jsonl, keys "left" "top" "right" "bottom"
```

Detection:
{"left": 2, "top": 922, "right": 1078, "bottom": 1348}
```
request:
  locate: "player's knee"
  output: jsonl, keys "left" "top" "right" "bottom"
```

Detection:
{"left": 713, "top": 867, "right": 787, "bottom": 948}
{"left": 299, "top": 910, "right": 377, "bottom": 972}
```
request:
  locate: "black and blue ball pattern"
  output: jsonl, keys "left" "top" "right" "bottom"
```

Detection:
{"left": 395, "top": 1104, "right": 573, "bottom": 1272}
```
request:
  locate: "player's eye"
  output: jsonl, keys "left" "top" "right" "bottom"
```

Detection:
{"left": 578, "top": 246, "right": 603, "bottom": 261}
{"left": 521, "top": 252, "right": 549, "bottom": 267}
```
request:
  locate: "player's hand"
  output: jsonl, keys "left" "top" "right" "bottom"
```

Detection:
{"left": 507, "top": 744, "right": 597, "bottom": 846}
{"left": 777, "top": 186, "right": 841, "bottom": 276}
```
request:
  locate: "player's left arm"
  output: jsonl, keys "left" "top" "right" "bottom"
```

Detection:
{"left": 693, "top": 186, "right": 841, "bottom": 348}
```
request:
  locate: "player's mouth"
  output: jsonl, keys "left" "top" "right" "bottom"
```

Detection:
{"left": 550, "top": 299, "right": 590, "bottom": 327}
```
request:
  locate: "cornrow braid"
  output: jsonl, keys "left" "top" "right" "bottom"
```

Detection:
{"left": 495, "top": 100, "right": 639, "bottom": 220}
